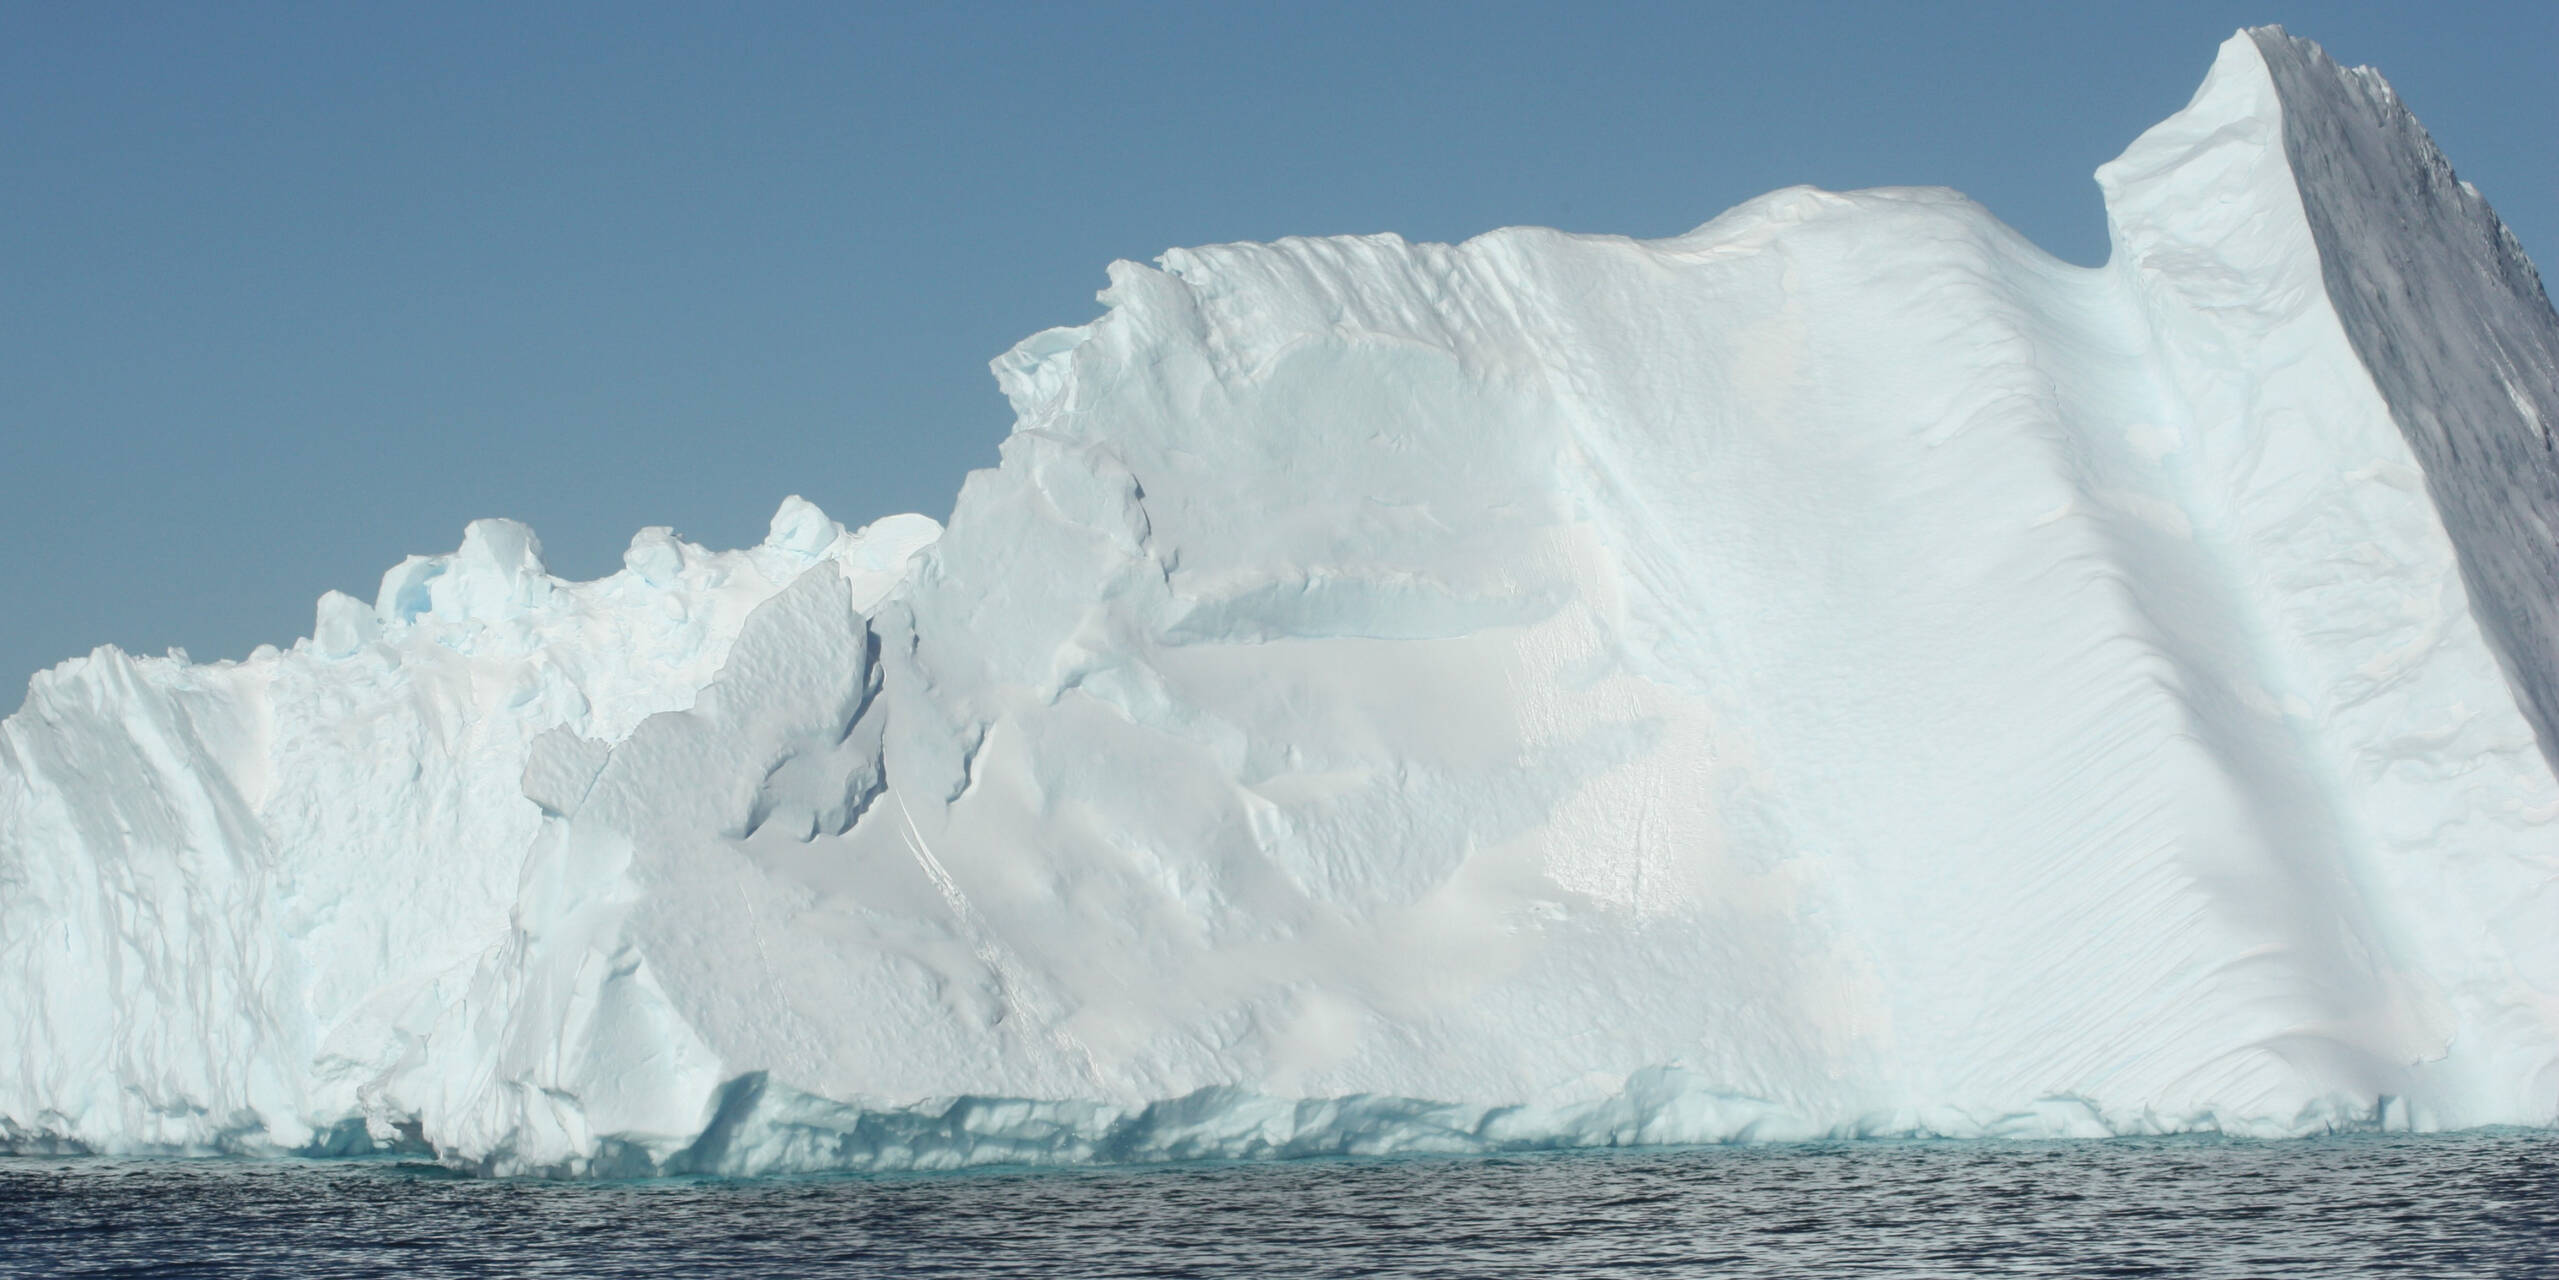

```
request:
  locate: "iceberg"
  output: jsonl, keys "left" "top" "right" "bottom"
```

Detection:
{"left": 5, "top": 28, "right": 2555, "bottom": 1174}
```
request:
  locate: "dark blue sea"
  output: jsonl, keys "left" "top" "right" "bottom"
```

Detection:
{"left": 4, "top": 1131, "right": 2554, "bottom": 1277}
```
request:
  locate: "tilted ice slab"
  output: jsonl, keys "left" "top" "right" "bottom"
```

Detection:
{"left": 5, "top": 28, "right": 2556, "bottom": 1174}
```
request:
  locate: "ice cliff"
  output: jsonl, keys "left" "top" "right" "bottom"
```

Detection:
{"left": 6, "top": 28, "right": 2556, "bottom": 1174}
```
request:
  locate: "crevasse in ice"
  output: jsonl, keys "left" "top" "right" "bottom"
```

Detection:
{"left": 6, "top": 29, "right": 2556, "bottom": 1174}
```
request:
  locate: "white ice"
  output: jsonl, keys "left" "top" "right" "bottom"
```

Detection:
{"left": 5, "top": 28, "right": 2555, "bottom": 1174}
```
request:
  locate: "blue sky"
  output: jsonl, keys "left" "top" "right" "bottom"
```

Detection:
{"left": 5, "top": 1, "right": 2552, "bottom": 701}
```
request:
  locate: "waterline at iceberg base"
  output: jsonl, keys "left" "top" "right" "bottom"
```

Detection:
{"left": 460, "top": 1071, "right": 2426, "bottom": 1181}
{"left": 6, "top": 28, "right": 2556, "bottom": 1176}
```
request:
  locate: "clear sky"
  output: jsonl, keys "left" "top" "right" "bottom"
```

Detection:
{"left": 5, "top": 1, "right": 2552, "bottom": 704}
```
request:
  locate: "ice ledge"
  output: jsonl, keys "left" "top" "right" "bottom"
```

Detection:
{"left": 592, "top": 1073, "right": 2440, "bottom": 1180}
{"left": 0, "top": 1068, "right": 2432, "bottom": 1179}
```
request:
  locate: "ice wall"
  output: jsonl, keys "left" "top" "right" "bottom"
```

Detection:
{"left": 2247, "top": 30, "right": 2559, "bottom": 768}
{"left": 4, "top": 29, "right": 2554, "bottom": 1173}
{"left": 0, "top": 505, "right": 939, "bottom": 1155}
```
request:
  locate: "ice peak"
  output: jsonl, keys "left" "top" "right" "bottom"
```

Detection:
{"left": 365, "top": 516, "right": 555, "bottom": 629}
{"left": 762, "top": 494, "right": 843, "bottom": 560}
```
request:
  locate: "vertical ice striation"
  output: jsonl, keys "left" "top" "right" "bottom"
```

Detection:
{"left": 3, "top": 29, "right": 2554, "bottom": 1172}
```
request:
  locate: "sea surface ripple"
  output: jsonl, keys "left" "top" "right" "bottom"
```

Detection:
{"left": 4, "top": 1130, "right": 2555, "bottom": 1277}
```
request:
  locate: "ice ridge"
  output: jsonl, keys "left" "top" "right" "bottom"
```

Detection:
{"left": 4, "top": 29, "right": 2556, "bottom": 1175}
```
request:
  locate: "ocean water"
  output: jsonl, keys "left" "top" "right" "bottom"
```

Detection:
{"left": 4, "top": 1131, "right": 2554, "bottom": 1278}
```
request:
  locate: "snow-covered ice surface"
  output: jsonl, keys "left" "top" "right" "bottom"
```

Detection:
{"left": 5, "top": 28, "right": 2556, "bottom": 1175}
